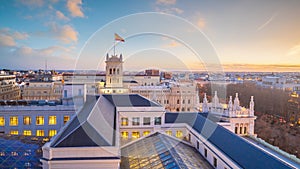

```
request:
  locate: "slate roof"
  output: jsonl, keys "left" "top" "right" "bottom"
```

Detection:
{"left": 50, "top": 94, "right": 161, "bottom": 148}
{"left": 165, "top": 113, "right": 294, "bottom": 169}
{"left": 103, "top": 94, "right": 161, "bottom": 107}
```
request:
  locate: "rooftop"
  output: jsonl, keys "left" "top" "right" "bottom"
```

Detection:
{"left": 165, "top": 113, "right": 295, "bottom": 169}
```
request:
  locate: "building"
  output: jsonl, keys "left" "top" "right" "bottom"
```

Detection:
{"left": 21, "top": 81, "right": 63, "bottom": 100}
{"left": 41, "top": 94, "right": 298, "bottom": 169}
{"left": 129, "top": 82, "right": 199, "bottom": 112}
{"left": 0, "top": 100, "right": 75, "bottom": 137}
{"left": 0, "top": 75, "right": 20, "bottom": 100}
{"left": 201, "top": 91, "right": 256, "bottom": 136}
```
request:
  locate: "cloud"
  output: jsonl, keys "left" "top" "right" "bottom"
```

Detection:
{"left": 19, "top": 0, "right": 44, "bottom": 7}
{"left": 155, "top": 7, "right": 183, "bottom": 14}
{"left": 0, "top": 34, "right": 16, "bottom": 47}
{"left": 197, "top": 18, "right": 206, "bottom": 29}
{"left": 48, "top": 23, "right": 78, "bottom": 44}
{"left": 56, "top": 10, "right": 70, "bottom": 21}
{"left": 163, "top": 40, "right": 181, "bottom": 48}
{"left": 67, "top": 0, "right": 84, "bottom": 18}
{"left": 0, "top": 28, "right": 29, "bottom": 47}
{"left": 156, "top": 0, "right": 176, "bottom": 5}
{"left": 287, "top": 43, "right": 300, "bottom": 56}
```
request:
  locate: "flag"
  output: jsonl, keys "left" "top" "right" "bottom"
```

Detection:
{"left": 114, "top": 33, "right": 125, "bottom": 42}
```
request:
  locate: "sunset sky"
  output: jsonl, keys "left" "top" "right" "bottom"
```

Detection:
{"left": 1, "top": 0, "right": 300, "bottom": 72}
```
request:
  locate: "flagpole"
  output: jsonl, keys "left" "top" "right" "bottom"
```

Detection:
{"left": 114, "top": 39, "right": 116, "bottom": 56}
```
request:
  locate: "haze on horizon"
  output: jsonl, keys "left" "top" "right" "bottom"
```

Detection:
{"left": 0, "top": 0, "right": 300, "bottom": 72}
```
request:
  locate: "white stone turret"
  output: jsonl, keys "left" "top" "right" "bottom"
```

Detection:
{"left": 233, "top": 93, "right": 240, "bottom": 111}
{"left": 105, "top": 53, "right": 123, "bottom": 88}
{"left": 249, "top": 96, "right": 254, "bottom": 116}
{"left": 212, "top": 91, "right": 220, "bottom": 111}
{"left": 202, "top": 93, "right": 209, "bottom": 112}
{"left": 228, "top": 96, "right": 233, "bottom": 117}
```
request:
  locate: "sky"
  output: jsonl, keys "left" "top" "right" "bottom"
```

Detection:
{"left": 0, "top": 0, "right": 300, "bottom": 72}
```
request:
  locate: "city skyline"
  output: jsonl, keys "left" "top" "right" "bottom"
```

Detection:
{"left": 1, "top": 0, "right": 300, "bottom": 72}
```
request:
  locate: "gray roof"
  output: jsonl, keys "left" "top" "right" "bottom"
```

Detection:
{"left": 50, "top": 94, "right": 161, "bottom": 148}
{"left": 50, "top": 95, "right": 116, "bottom": 147}
{"left": 103, "top": 94, "right": 160, "bottom": 107}
{"left": 165, "top": 113, "right": 294, "bottom": 169}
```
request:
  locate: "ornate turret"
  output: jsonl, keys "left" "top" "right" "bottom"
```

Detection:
{"left": 105, "top": 53, "right": 123, "bottom": 88}
{"left": 233, "top": 93, "right": 240, "bottom": 111}
{"left": 202, "top": 93, "right": 209, "bottom": 112}
{"left": 228, "top": 96, "right": 233, "bottom": 117}
{"left": 212, "top": 91, "right": 220, "bottom": 110}
{"left": 249, "top": 96, "right": 254, "bottom": 116}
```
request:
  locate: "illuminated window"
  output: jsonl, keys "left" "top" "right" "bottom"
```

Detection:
{"left": 121, "top": 131, "right": 128, "bottom": 139}
{"left": 48, "top": 116, "right": 57, "bottom": 125}
{"left": 10, "top": 130, "right": 18, "bottom": 135}
{"left": 165, "top": 130, "right": 172, "bottom": 136}
{"left": 23, "top": 130, "right": 32, "bottom": 136}
{"left": 132, "top": 117, "right": 140, "bottom": 126}
{"left": 143, "top": 131, "right": 150, "bottom": 136}
{"left": 23, "top": 116, "right": 31, "bottom": 125}
{"left": 132, "top": 131, "right": 140, "bottom": 139}
{"left": 154, "top": 117, "right": 161, "bottom": 125}
{"left": 121, "top": 117, "right": 128, "bottom": 126}
{"left": 0, "top": 116, "right": 4, "bottom": 126}
{"left": 64, "top": 115, "right": 70, "bottom": 124}
{"left": 176, "top": 130, "right": 183, "bottom": 138}
{"left": 9, "top": 116, "right": 18, "bottom": 126}
{"left": 36, "top": 116, "right": 44, "bottom": 125}
{"left": 49, "top": 130, "right": 57, "bottom": 137}
{"left": 36, "top": 130, "right": 44, "bottom": 136}
{"left": 143, "top": 117, "right": 151, "bottom": 125}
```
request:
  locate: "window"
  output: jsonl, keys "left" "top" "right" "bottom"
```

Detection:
{"left": 235, "top": 127, "right": 238, "bottom": 134}
{"left": 9, "top": 116, "right": 18, "bottom": 126}
{"left": 121, "top": 131, "right": 128, "bottom": 139}
{"left": 154, "top": 117, "right": 161, "bottom": 125}
{"left": 176, "top": 130, "right": 183, "bottom": 138}
{"left": 204, "top": 148, "right": 207, "bottom": 157}
{"left": 143, "top": 131, "right": 150, "bottom": 136}
{"left": 143, "top": 117, "right": 151, "bottom": 125}
{"left": 240, "top": 127, "right": 243, "bottom": 134}
{"left": 213, "top": 157, "right": 217, "bottom": 168}
{"left": 63, "top": 90, "right": 67, "bottom": 98}
{"left": 177, "top": 99, "right": 180, "bottom": 104}
{"left": 132, "top": 117, "right": 140, "bottom": 126}
{"left": 182, "top": 100, "right": 185, "bottom": 104}
{"left": 49, "top": 130, "right": 57, "bottom": 137}
{"left": 0, "top": 116, "right": 4, "bottom": 126}
{"left": 64, "top": 115, "right": 70, "bottom": 124}
{"left": 165, "top": 130, "right": 172, "bottom": 136}
{"left": 36, "top": 130, "right": 44, "bottom": 136}
{"left": 132, "top": 131, "right": 140, "bottom": 139}
{"left": 197, "top": 141, "right": 199, "bottom": 149}
{"left": 36, "top": 116, "right": 44, "bottom": 125}
{"left": 188, "top": 99, "right": 191, "bottom": 104}
{"left": 10, "top": 130, "right": 18, "bottom": 135}
{"left": 23, "top": 116, "right": 31, "bottom": 125}
{"left": 78, "top": 89, "right": 82, "bottom": 96}
{"left": 49, "top": 116, "right": 57, "bottom": 125}
{"left": 23, "top": 130, "right": 32, "bottom": 136}
{"left": 121, "top": 117, "right": 128, "bottom": 126}
{"left": 244, "top": 127, "right": 247, "bottom": 134}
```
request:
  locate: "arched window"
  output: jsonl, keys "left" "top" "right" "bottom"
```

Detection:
{"left": 117, "top": 69, "right": 119, "bottom": 74}
{"left": 109, "top": 69, "right": 112, "bottom": 74}
{"left": 177, "top": 99, "right": 180, "bottom": 104}
{"left": 113, "top": 68, "right": 116, "bottom": 74}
